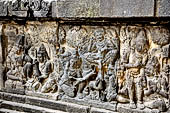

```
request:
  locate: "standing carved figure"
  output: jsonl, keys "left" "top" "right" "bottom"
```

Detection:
{"left": 124, "top": 29, "right": 148, "bottom": 109}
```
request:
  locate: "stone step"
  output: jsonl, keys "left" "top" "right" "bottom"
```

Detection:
{"left": 0, "top": 108, "right": 27, "bottom": 113}
{"left": 0, "top": 100, "right": 69, "bottom": 113}
{"left": 0, "top": 92, "right": 117, "bottom": 113}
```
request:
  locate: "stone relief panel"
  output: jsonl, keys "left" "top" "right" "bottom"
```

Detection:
{"left": 4, "top": 0, "right": 52, "bottom": 17}
{"left": 4, "top": 22, "right": 58, "bottom": 93}
{"left": 1, "top": 22, "right": 170, "bottom": 112}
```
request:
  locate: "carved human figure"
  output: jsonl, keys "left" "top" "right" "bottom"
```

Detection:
{"left": 124, "top": 29, "right": 148, "bottom": 109}
{"left": 81, "top": 28, "right": 107, "bottom": 100}
{"left": 32, "top": 44, "right": 53, "bottom": 93}
{"left": 75, "top": 28, "right": 119, "bottom": 100}
{"left": 105, "top": 63, "right": 117, "bottom": 102}
{"left": 144, "top": 71, "right": 168, "bottom": 112}
{"left": 145, "top": 65, "right": 169, "bottom": 98}
{"left": 57, "top": 49, "right": 81, "bottom": 99}
{"left": 75, "top": 50, "right": 96, "bottom": 99}
{"left": 5, "top": 35, "right": 33, "bottom": 90}
{"left": 120, "top": 27, "right": 138, "bottom": 64}
{"left": 66, "top": 26, "right": 81, "bottom": 48}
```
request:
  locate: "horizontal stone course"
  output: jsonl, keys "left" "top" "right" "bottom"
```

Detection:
{"left": 52, "top": 0, "right": 155, "bottom": 18}
{"left": 158, "top": 0, "right": 170, "bottom": 17}
{"left": 100, "top": 0, "right": 155, "bottom": 17}
{"left": 0, "top": 0, "right": 170, "bottom": 18}
{"left": 0, "top": 92, "right": 115, "bottom": 113}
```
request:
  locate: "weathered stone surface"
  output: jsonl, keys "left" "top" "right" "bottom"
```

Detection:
{"left": 90, "top": 107, "right": 116, "bottom": 113}
{"left": 11, "top": 11, "right": 27, "bottom": 17}
{"left": 1, "top": 21, "right": 170, "bottom": 113}
{"left": 0, "top": 24, "right": 4, "bottom": 91}
{"left": 158, "top": 0, "right": 170, "bottom": 17}
{"left": 117, "top": 104, "right": 160, "bottom": 113}
{"left": 33, "top": 11, "right": 48, "bottom": 17}
{"left": 62, "top": 96, "right": 117, "bottom": 111}
{"left": 52, "top": 0, "right": 154, "bottom": 18}
{"left": 0, "top": 92, "right": 26, "bottom": 103}
{"left": 0, "top": 2, "right": 169, "bottom": 113}
{"left": 1, "top": 100, "right": 64, "bottom": 113}
{"left": 52, "top": 0, "right": 100, "bottom": 17}
{"left": 0, "top": 92, "right": 117, "bottom": 113}
{"left": 66, "top": 103, "right": 89, "bottom": 113}
{"left": 100, "top": 0, "right": 154, "bottom": 17}
{"left": 25, "top": 96, "right": 68, "bottom": 112}
{"left": 0, "top": 1, "right": 8, "bottom": 16}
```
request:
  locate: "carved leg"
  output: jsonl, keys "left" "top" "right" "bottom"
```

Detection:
{"left": 127, "top": 77, "right": 136, "bottom": 109}
{"left": 55, "top": 85, "right": 64, "bottom": 100}
{"left": 77, "top": 81, "right": 86, "bottom": 99}
{"left": 41, "top": 79, "right": 55, "bottom": 93}
{"left": 116, "top": 95, "right": 130, "bottom": 103}
{"left": 136, "top": 83, "right": 145, "bottom": 109}
{"left": 32, "top": 81, "right": 41, "bottom": 92}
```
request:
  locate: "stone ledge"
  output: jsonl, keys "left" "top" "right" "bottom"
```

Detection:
{"left": 52, "top": 0, "right": 155, "bottom": 18}
{"left": 62, "top": 96, "right": 117, "bottom": 111}
{"left": 117, "top": 104, "right": 159, "bottom": 113}
{"left": 1, "top": 0, "right": 170, "bottom": 18}
{"left": 157, "top": 0, "right": 170, "bottom": 17}
{"left": 0, "top": 92, "right": 116, "bottom": 113}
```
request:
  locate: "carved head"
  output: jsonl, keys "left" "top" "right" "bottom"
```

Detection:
{"left": 59, "top": 47, "right": 65, "bottom": 54}
{"left": 94, "top": 28, "right": 105, "bottom": 41}
{"left": 71, "top": 26, "right": 81, "bottom": 32}
{"left": 29, "top": 47, "right": 37, "bottom": 58}
{"left": 59, "top": 27, "right": 66, "bottom": 44}
{"left": 107, "top": 63, "right": 114, "bottom": 76}
{"left": 37, "top": 44, "right": 49, "bottom": 63}
{"left": 116, "top": 65, "right": 124, "bottom": 78}
{"left": 135, "top": 30, "right": 148, "bottom": 53}
{"left": 162, "top": 64, "right": 169, "bottom": 73}
{"left": 15, "top": 34, "right": 25, "bottom": 55}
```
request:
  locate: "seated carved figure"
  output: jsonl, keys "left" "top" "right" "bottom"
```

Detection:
{"left": 144, "top": 74, "right": 168, "bottom": 112}
{"left": 6, "top": 63, "right": 24, "bottom": 90}
{"left": 5, "top": 35, "right": 33, "bottom": 90}
{"left": 32, "top": 44, "right": 54, "bottom": 93}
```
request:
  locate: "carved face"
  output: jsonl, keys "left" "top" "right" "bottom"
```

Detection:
{"left": 136, "top": 43, "right": 143, "bottom": 53}
{"left": 94, "top": 29, "right": 104, "bottom": 41}
{"left": 117, "top": 70, "right": 124, "bottom": 78}
{"left": 37, "top": 53, "right": 45, "bottom": 63}
{"left": 15, "top": 45, "right": 23, "bottom": 55}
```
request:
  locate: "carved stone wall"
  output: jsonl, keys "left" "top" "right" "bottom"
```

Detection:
{"left": 0, "top": 0, "right": 170, "bottom": 113}
{"left": 0, "top": 21, "right": 169, "bottom": 112}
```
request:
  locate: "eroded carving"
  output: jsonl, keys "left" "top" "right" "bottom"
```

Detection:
{"left": 3, "top": 23, "right": 170, "bottom": 112}
{"left": 7, "top": 0, "right": 51, "bottom": 17}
